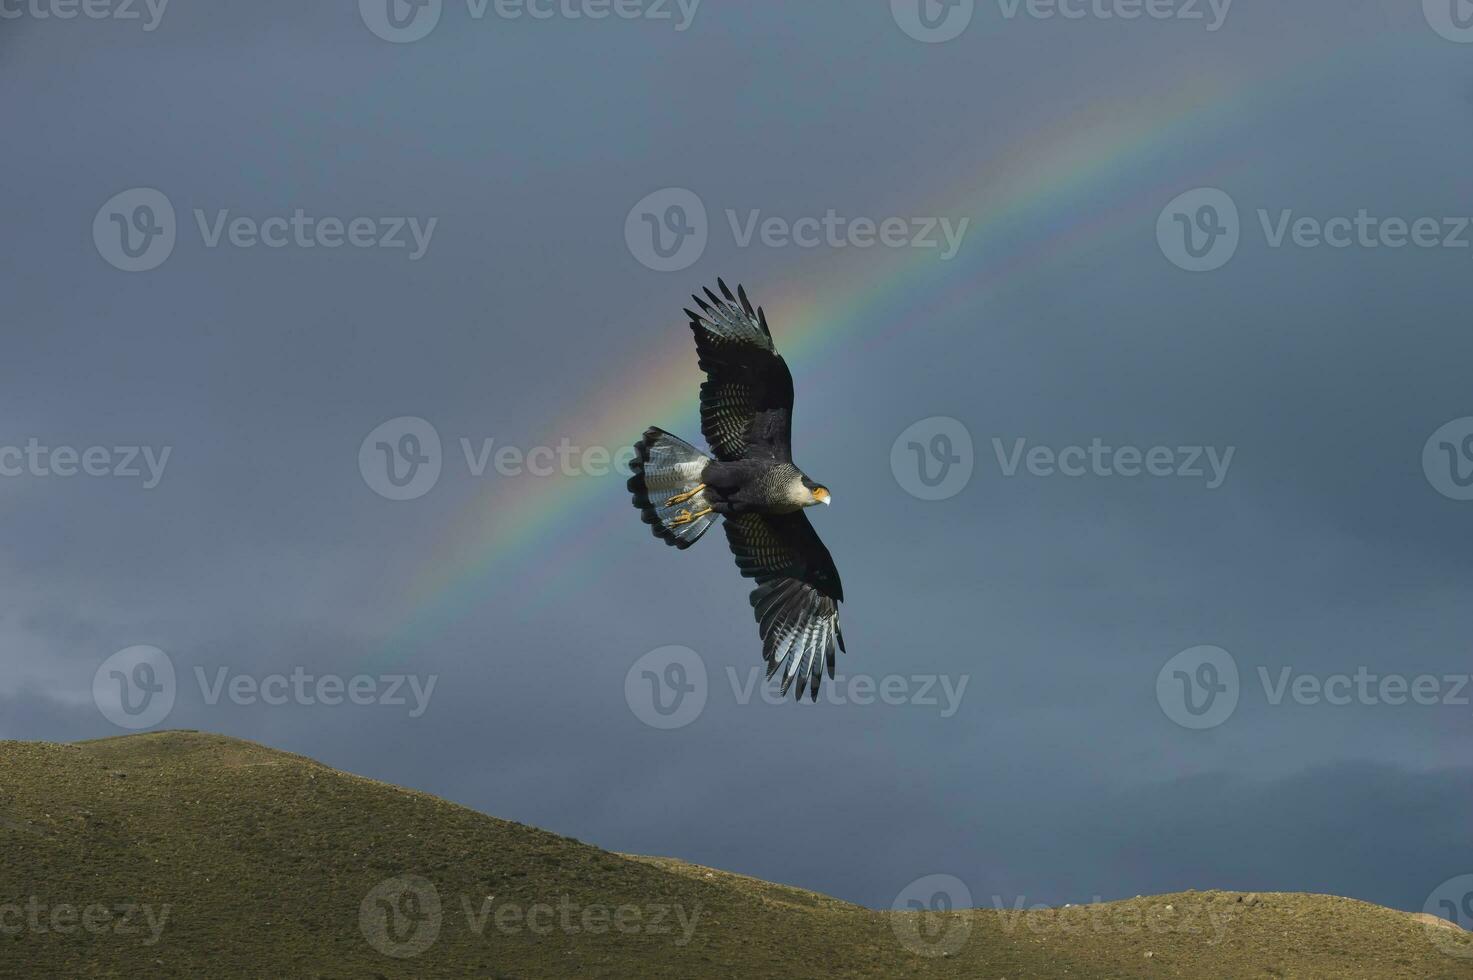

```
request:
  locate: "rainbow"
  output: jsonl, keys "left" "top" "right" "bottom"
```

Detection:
{"left": 373, "top": 41, "right": 1377, "bottom": 666}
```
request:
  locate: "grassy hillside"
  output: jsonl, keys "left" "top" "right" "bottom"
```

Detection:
{"left": 0, "top": 731, "right": 1467, "bottom": 978}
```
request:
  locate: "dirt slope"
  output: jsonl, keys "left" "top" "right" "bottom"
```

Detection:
{"left": 0, "top": 731, "right": 1467, "bottom": 978}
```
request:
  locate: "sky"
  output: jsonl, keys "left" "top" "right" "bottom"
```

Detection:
{"left": 3, "top": 0, "right": 1472, "bottom": 933}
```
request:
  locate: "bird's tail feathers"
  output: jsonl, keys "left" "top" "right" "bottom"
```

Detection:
{"left": 627, "top": 427, "right": 718, "bottom": 548}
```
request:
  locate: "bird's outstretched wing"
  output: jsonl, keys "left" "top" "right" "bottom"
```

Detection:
{"left": 684, "top": 279, "right": 794, "bottom": 462}
{"left": 723, "top": 512, "right": 845, "bottom": 701}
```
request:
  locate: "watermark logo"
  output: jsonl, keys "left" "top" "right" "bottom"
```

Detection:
{"left": 625, "top": 645, "right": 707, "bottom": 729}
{"left": 360, "top": 417, "right": 443, "bottom": 501}
{"left": 1156, "top": 645, "right": 1238, "bottom": 729}
{"left": 94, "top": 188, "right": 176, "bottom": 273}
{"left": 891, "top": 0, "right": 974, "bottom": 42}
{"left": 1423, "top": 417, "right": 1473, "bottom": 501}
{"left": 1159, "top": 648, "right": 1471, "bottom": 731}
{"left": 0, "top": 897, "right": 170, "bottom": 946}
{"left": 990, "top": 438, "right": 1234, "bottom": 488}
{"left": 194, "top": 666, "right": 437, "bottom": 717}
{"left": 96, "top": 191, "right": 436, "bottom": 271}
{"left": 727, "top": 667, "right": 968, "bottom": 715}
{"left": 1165, "top": 190, "right": 1473, "bottom": 270}
{"left": 625, "top": 188, "right": 708, "bottom": 272}
{"left": 0, "top": 0, "right": 170, "bottom": 31}
{"left": 625, "top": 189, "right": 970, "bottom": 271}
{"left": 360, "top": 877, "right": 702, "bottom": 953}
{"left": 458, "top": 437, "right": 634, "bottom": 478}
{"left": 360, "top": 423, "right": 639, "bottom": 498}
{"left": 727, "top": 209, "right": 968, "bottom": 259}
{"left": 191, "top": 209, "right": 436, "bottom": 259}
{"left": 1423, "top": 875, "right": 1473, "bottom": 957}
{"left": 95, "top": 647, "right": 435, "bottom": 728}
{"left": 360, "top": 875, "right": 443, "bottom": 958}
{"left": 1424, "top": 0, "right": 1473, "bottom": 42}
{"left": 361, "top": 0, "right": 697, "bottom": 41}
{"left": 1258, "top": 667, "right": 1471, "bottom": 709}
{"left": 1158, "top": 188, "right": 1240, "bottom": 272}
{"left": 890, "top": 874, "right": 973, "bottom": 957}
{"left": 360, "top": 0, "right": 443, "bottom": 42}
{"left": 995, "top": 0, "right": 1232, "bottom": 30}
{"left": 891, "top": 416, "right": 974, "bottom": 501}
{"left": 1257, "top": 209, "right": 1473, "bottom": 251}
{"left": 991, "top": 894, "right": 1236, "bottom": 939}
{"left": 93, "top": 645, "right": 176, "bottom": 730}
{"left": 0, "top": 440, "right": 171, "bottom": 488}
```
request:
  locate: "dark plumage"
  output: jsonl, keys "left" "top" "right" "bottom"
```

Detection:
{"left": 626, "top": 280, "right": 846, "bottom": 701}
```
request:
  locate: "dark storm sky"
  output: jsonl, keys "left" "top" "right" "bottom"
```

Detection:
{"left": 3, "top": 0, "right": 1471, "bottom": 920}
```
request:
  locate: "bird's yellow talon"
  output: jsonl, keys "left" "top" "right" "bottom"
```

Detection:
{"left": 666, "top": 483, "right": 707, "bottom": 506}
{"left": 669, "top": 506, "right": 712, "bottom": 526}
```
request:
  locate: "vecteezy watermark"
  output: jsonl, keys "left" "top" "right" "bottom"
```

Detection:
{"left": 891, "top": 422, "right": 1233, "bottom": 497}
{"left": 892, "top": 0, "right": 1230, "bottom": 42}
{"left": 889, "top": 874, "right": 973, "bottom": 957}
{"left": 1423, "top": 417, "right": 1473, "bottom": 501}
{"left": 625, "top": 646, "right": 707, "bottom": 729}
{"left": 891, "top": 0, "right": 974, "bottom": 42}
{"left": 359, "top": 417, "right": 443, "bottom": 501}
{"left": 623, "top": 646, "right": 970, "bottom": 728}
{"left": 92, "top": 188, "right": 176, "bottom": 273}
{"left": 194, "top": 666, "right": 436, "bottom": 718}
{"left": 889, "top": 876, "right": 1242, "bottom": 956}
{"left": 360, "top": 876, "right": 442, "bottom": 958}
{"left": 624, "top": 187, "right": 970, "bottom": 272}
{"left": 891, "top": 417, "right": 975, "bottom": 501}
{"left": 1424, "top": 0, "right": 1473, "bottom": 43}
{"left": 457, "top": 437, "right": 636, "bottom": 480}
{"left": 0, "top": 0, "right": 169, "bottom": 30}
{"left": 1423, "top": 875, "right": 1473, "bottom": 958}
{"left": 0, "top": 897, "right": 170, "bottom": 946}
{"left": 0, "top": 439, "right": 171, "bottom": 488}
{"left": 624, "top": 188, "right": 708, "bottom": 273}
{"left": 92, "top": 646, "right": 438, "bottom": 730}
{"left": 359, "top": 0, "right": 442, "bottom": 42}
{"left": 358, "top": 416, "right": 640, "bottom": 501}
{"left": 1257, "top": 667, "right": 1472, "bottom": 709}
{"left": 1158, "top": 645, "right": 1473, "bottom": 730}
{"left": 994, "top": 0, "right": 1232, "bottom": 30}
{"left": 1156, "top": 645, "right": 1239, "bottom": 729}
{"left": 93, "top": 646, "right": 176, "bottom": 730}
{"left": 457, "top": 894, "right": 701, "bottom": 945}
{"left": 992, "top": 438, "right": 1235, "bottom": 489}
{"left": 1160, "top": 187, "right": 1473, "bottom": 272}
{"left": 359, "top": 876, "right": 702, "bottom": 959}
{"left": 93, "top": 188, "right": 437, "bottom": 272}
{"left": 991, "top": 895, "right": 1236, "bottom": 939}
{"left": 1157, "top": 188, "right": 1240, "bottom": 272}
{"left": 727, "top": 210, "right": 969, "bottom": 260}
{"left": 727, "top": 667, "right": 969, "bottom": 716}
{"left": 358, "top": 0, "right": 700, "bottom": 43}
{"left": 1256, "top": 209, "right": 1473, "bottom": 251}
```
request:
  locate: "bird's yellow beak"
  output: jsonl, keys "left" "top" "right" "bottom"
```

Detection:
{"left": 813, "top": 487, "right": 831, "bottom": 505}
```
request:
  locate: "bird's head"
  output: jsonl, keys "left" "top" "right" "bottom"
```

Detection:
{"left": 801, "top": 477, "right": 832, "bottom": 507}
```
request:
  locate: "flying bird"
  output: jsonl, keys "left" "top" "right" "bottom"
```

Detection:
{"left": 627, "top": 279, "right": 845, "bottom": 702}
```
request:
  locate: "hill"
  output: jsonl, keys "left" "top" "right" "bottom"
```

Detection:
{"left": 0, "top": 731, "right": 1467, "bottom": 978}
